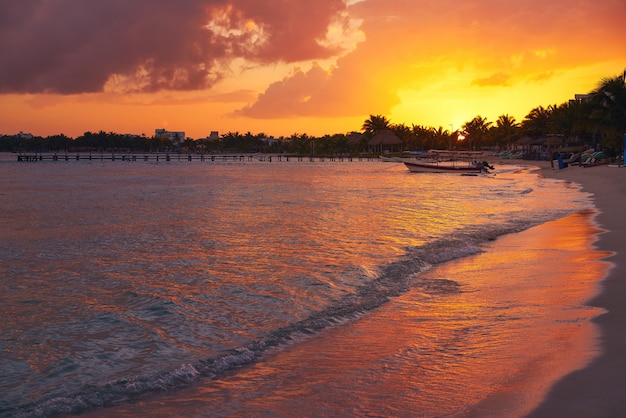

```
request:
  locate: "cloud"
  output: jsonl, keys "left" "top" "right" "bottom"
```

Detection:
{"left": 235, "top": 0, "right": 626, "bottom": 119}
{"left": 206, "top": 89, "right": 258, "bottom": 103}
{"left": 213, "top": 0, "right": 348, "bottom": 63}
{"left": 3, "top": 0, "right": 625, "bottom": 132}
{"left": 472, "top": 72, "right": 511, "bottom": 87}
{"left": 235, "top": 64, "right": 332, "bottom": 118}
{"left": 234, "top": 56, "right": 402, "bottom": 119}
{"left": 0, "top": 0, "right": 347, "bottom": 94}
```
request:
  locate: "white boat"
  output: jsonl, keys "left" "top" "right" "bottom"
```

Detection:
{"left": 403, "top": 160, "right": 483, "bottom": 173}
{"left": 379, "top": 156, "right": 404, "bottom": 162}
{"left": 402, "top": 150, "right": 492, "bottom": 174}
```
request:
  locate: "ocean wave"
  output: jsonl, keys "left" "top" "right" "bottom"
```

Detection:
{"left": 4, "top": 213, "right": 575, "bottom": 418}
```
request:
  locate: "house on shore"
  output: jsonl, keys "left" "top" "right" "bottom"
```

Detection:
{"left": 368, "top": 129, "right": 403, "bottom": 153}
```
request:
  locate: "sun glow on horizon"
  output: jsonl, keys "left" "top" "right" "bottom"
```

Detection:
{"left": 0, "top": 1, "right": 624, "bottom": 139}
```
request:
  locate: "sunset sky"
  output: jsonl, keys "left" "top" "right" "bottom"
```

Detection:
{"left": 1, "top": 0, "right": 624, "bottom": 139}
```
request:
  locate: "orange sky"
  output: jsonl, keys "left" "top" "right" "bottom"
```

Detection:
{"left": 1, "top": 0, "right": 624, "bottom": 139}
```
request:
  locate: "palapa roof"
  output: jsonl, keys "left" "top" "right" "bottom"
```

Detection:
{"left": 367, "top": 129, "right": 403, "bottom": 146}
{"left": 346, "top": 131, "right": 365, "bottom": 144}
{"left": 516, "top": 135, "right": 564, "bottom": 146}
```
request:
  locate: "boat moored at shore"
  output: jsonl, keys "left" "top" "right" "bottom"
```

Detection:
{"left": 401, "top": 150, "right": 493, "bottom": 174}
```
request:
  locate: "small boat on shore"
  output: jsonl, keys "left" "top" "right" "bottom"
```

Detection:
{"left": 402, "top": 150, "right": 492, "bottom": 174}
{"left": 379, "top": 156, "right": 404, "bottom": 163}
{"left": 403, "top": 160, "right": 482, "bottom": 173}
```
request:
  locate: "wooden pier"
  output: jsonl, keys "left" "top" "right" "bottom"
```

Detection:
{"left": 16, "top": 153, "right": 380, "bottom": 163}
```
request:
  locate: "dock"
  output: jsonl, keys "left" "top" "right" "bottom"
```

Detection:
{"left": 16, "top": 153, "right": 380, "bottom": 163}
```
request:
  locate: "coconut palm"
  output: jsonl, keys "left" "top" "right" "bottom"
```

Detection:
{"left": 409, "top": 124, "right": 432, "bottom": 150}
{"left": 496, "top": 114, "right": 518, "bottom": 129}
{"left": 492, "top": 114, "right": 520, "bottom": 148}
{"left": 588, "top": 72, "right": 626, "bottom": 153}
{"left": 462, "top": 116, "right": 492, "bottom": 150}
{"left": 430, "top": 126, "right": 453, "bottom": 150}
{"left": 550, "top": 101, "right": 591, "bottom": 145}
{"left": 362, "top": 115, "right": 391, "bottom": 137}
{"left": 521, "top": 105, "right": 558, "bottom": 138}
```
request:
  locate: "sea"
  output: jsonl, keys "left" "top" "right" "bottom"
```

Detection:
{"left": 0, "top": 154, "right": 607, "bottom": 417}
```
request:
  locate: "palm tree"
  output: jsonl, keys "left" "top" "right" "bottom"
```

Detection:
{"left": 588, "top": 72, "right": 626, "bottom": 154}
{"left": 431, "top": 126, "right": 453, "bottom": 150}
{"left": 362, "top": 115, "right": 391, "bottom": 137}
{"left": 406, "top": 125, "right": 427, "bottom": 150}
{"left": 550, "top": 101, "right": 590, "bottom": 146}
{"left": 391, "top": 123, "right": 411, "bottom": 151}
{"left": 521, "top": 105, "right": 556, "bottom": 138}
{"left": 493, "top": 114, "right": 520, "bottom": 148}
{"left": 462, "top": 116, "right": 492, "bottom": 150}
{"left": 496, "top": 114, "right": 517, "bottom": 129}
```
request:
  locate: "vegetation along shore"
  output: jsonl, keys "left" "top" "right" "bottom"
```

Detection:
{"left": 3, "top": 71, "right": 625, "bottom": 163}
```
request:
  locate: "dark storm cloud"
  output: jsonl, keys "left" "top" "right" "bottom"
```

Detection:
{"left": 0, "top": 0, "right": 346, "bottom": 94}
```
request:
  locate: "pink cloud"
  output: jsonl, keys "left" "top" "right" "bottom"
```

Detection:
{"left": 222, "top": 0, "right": 347, "bottom": 62}
{"left": 0, "top": 0, "right": 347, "bottom": 94}
{"left": 2, "top": 0, "right": 624, "bottom": 117}
{"left": 236, "top": 0, "right": 626, "bottom": 119}
{"left": 235, "top": 64, "right": 332, "bottom": 118}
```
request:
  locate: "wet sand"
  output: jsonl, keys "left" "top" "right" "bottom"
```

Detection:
{"left": 524, "top": 162, "right": 626, "bottom": 417}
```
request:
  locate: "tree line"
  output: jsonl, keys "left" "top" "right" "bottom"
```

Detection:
{"left": 2, "top": 71, "right": 624, "bottom": 158}
{"left": 361, "top": 71, "right": 625, "bottom": 158}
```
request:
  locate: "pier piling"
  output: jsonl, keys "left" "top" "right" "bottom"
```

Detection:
{"left": 16, "top": 153, "right": 380, "bottom": 164}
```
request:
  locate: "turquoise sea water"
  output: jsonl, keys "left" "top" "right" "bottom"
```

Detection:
{"left": 0, "top": 155, "right": 599, "bottom": 417}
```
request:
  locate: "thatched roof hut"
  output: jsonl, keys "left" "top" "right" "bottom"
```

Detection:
{"left": 368, "top": 129, "right": 403, "bottom": 152}
{"left": 346, "top": 131, "right": 365, "bottom": 145}
{"left": 516, "top": 135, "right": 564, "bottom": 147}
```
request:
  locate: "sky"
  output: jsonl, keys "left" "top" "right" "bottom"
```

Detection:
{"left": 1, "top": 0, "right": 624, "bottom": 139}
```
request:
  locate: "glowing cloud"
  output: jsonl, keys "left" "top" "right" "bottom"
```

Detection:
{"left": 0, "top": 0, "right": 348, "bottom": 94}
{"left": 0, "top": 0, "right": 624, "bottom": 138}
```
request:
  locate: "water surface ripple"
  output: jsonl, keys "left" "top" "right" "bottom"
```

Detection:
{"left": 0, "top": 159, "right": 591, "bottom": 417}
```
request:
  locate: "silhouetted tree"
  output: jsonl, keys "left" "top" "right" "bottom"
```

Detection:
{"left": 521, "top": 105, "right": 555, "bottom": 138}
{"left": 430, "top": 126, "right": 455, "bottom": 150}
{"left": 462, "top": 116, "right": 492, "bottom": 150}
{"left": 410, "top": 125, "right": 433, "bottom": 150}
{"left": 362, "top": 115, "right": 391, "bottom": 137}
{"left": 492, "top": 114, "right": 520, "bottom": 148}
{"left": 588, "top": 72, "right": 626, "bottom": 154}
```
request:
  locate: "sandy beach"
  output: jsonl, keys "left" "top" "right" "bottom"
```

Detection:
{"left": 514, "top": 161, "right": 626, "bottom": 417}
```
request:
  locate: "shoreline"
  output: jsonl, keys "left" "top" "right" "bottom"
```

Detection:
{"left": 505, "top": 160, "right": 626, "bottom": 416}
{"left": 82, "top": 160, "right": 611, "bottom": 418}
{"left": 6, "top": 155, "right": 621, "bottom": 416}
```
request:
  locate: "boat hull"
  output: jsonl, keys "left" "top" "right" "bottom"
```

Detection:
{"left": 404, "top": 160, "right": 482, "bottom": 173}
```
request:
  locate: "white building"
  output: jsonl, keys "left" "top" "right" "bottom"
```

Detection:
{"left": 16, "top": 131, "right": 34, "bottom": 139}
{"left": 155, "top": 128, "right": 185, "bottom": 144}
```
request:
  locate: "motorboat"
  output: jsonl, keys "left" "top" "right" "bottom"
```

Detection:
{"left": 403, "top": 150, "right": 492, "bottom": 174}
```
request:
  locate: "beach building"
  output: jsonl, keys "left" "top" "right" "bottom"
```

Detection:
{"left": 368, "top": 129, "right": 403, "bottom": 153}
{"left": 16, "top": 131, "right": 34, "bottom": 139}
{"left": 155, "top": 128, "right": 185, "bottom": 144}
{"left": 570, "top": 93, "right": 592, "bottom": 105}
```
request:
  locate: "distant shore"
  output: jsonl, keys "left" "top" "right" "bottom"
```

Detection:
{"left": 503, "top": 159, "right": 626, "bottom": 416}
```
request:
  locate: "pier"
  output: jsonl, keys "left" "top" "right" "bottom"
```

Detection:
{"left": 16, "top": 153, "right": 380, "bottom": 163}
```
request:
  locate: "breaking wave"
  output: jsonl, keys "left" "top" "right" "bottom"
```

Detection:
{"left": 6, "top": 213, "right": 574, "bottom": 418}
